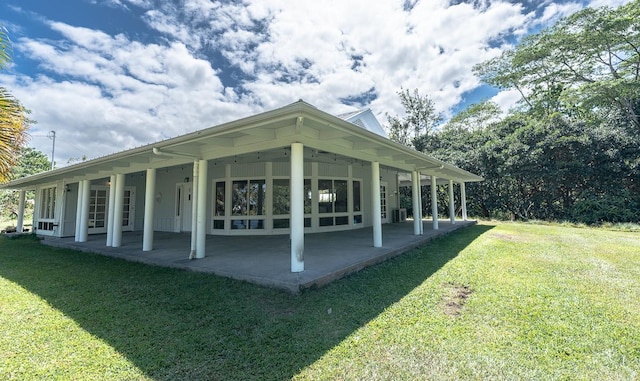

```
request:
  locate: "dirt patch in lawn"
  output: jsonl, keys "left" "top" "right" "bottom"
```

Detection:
{"left": 442, "top": 283, "right": 473, "bottom": 317}
{"left": 487, "top": 232, "right": 530, "bottom": 242}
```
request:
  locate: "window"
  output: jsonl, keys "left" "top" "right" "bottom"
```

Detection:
{"left": 122, "top": 190, "right": 132, "bottom": 226}
{"left": 318, "top": 179, "right": 333, "bottom": 213}
{"left": 304, "top": 179, "right": 312, "bottom": 214}
{"left": 273, "top": 179, "right": 289, "bottom": 215}
{"left": 231, "top": 179, "right": 265, "bottom": 229}
{"left": 273, "top": 218, "right": 289, "bottom": 229}
{"left": 353, "top": 180, "right": 362, "bottom": 224}
{"left": 38, "top": 186, "right": 57, "bottom": 231}
{"left": 318, "top": 179, "right": 348, "bottom": 214}
{"left": 353, "top": 181, "right": 361, "bottom": 212}
{"left": 215, "top": 182, "right": 225, "bottom": 216}
{"left": 213, "top": 181, "right": 225, "bottom": 230}
{"left": 272, "top": 179, "right": 290, "bottom": 229}
{"left": 335, "top": 180, "right": 348, "bottom": 212}
{"left": 39, "top": 186, "right": 56, "bottom": 220}
{"left": 317, "top": 179, "right": 351, "bottom": 227}
{"left": 88, "top": 189, "right": 107, "bottom": 228}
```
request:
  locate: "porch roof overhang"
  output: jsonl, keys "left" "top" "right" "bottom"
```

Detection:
{"left": 0, "top": 100, "right": 482, "bottom": 191}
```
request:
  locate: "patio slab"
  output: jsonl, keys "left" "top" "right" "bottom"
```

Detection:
{"left": 41, "top": 220, "right": 475, "bottom": 293}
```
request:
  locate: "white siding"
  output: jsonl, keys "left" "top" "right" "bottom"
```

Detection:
{"left": 319, "top": 163, "right": 348, "bottom": 177}
{"left": 231, "top": 162, "right": 265, "bottom": 178}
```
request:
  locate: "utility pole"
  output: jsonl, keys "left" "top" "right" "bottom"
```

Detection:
{"left": 47, "top": 130, "right": 56, "bottom": 170}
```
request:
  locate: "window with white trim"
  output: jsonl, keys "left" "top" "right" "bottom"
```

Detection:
{"left": 231, "top": 179, "right": 266, "bottom": 229}
{"left": 38, "top": 186, "right": 57, "bottom": 231}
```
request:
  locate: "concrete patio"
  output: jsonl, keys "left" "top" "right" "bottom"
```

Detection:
{"left": 41, "top": 220, "right": 475, "bottom": 293}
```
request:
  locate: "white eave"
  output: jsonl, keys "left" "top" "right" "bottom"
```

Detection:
{"left": 0, "top": 100, "right": 482, "bottom": 190}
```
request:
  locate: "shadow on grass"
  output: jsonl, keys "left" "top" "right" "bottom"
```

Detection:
{"left": 0, "top": 224, "right": 494, "bottom": 380}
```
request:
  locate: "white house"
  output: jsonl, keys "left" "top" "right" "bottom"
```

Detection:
{"left": 1, "top": 100, "right": 482, "bottom": 273}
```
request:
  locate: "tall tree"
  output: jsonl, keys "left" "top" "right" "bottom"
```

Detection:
{"left": 386, "top": 88, "right": 442, "bottom": 151}
{"left": 0, "top": 147, "right": 50, "bottom": 220}
{"left": 475, "top": 0, "right": 640, "bottom": 130}
{"left": 0, "top": 26, "right": 32, "bottom": 183}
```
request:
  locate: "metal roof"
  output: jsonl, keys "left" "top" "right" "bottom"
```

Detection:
{"left": 1, "top": 100, "right": 482, "bottom": 190}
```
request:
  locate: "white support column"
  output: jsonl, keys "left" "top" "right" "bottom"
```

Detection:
{"left": 411, "top": 171, "right": 421, "bottom": 235}
{"left": 75, "top": 181, "right": 84, "bottom": 241}
{"left": 311, "top": 163, "right": 319, "bottom": 229}
{"left": 189, "top": 161, "right": 199, "bottom": 259}
{"left": 106, "top": 175, "right": 116, "bottom": 246}
{"left": 16, "top": 190, "right": 26, "bottom": 233}
{"left": 372, "top": 161, "right": 382, "bottom": 247}
{"left": 449, "top": 179, "right": 456, "bottom": 225}
{"left": 79, "top": 179, "right": 91, "bottom": 242}
{"left": 431, "top": 175, "right": 439, "bottom": 230}
{"left": 112, "top": 174, "right": 125, "bottom": 247}
{"left": 143, "top": 168, "right": 156, "bottom": 251}
{"left": 290, "top": 142, "right": 305, "bottom": 272}
{"left": 418, "top": 171, "right": 424, "bottom": 235}
{"left": 461, "top": 182, "right": 468, "bottom": 221}
{"left": 196, "top": 159, "right": 208, "bottom": 259}
{"left": 265, "top": 162, "right": 273, "bottom": 231}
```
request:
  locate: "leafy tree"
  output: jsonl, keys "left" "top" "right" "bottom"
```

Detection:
{"left": 386, "top": 88, "right": 442, "bottom": 151}
{"left": 67, "top": 155, "right": 88, "bottom": 165}
{"left": 0, "top": 148, "right": 51, "bottom": 220}
{"left": 475, "top": 0, "right": 640, "bottom": 131}
{"left": 444, "top": 101, "right": 503, "bottom": 132}
{"left": 0, "top": 26, "right": 32, "bottom": 183}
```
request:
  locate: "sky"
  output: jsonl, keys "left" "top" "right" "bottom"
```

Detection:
{"left": 0, "top": 0, "right": 633, "bottom": 166}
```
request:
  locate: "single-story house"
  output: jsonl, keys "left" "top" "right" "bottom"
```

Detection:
{"left": 1, "top": 100, "right": 482, "bottom": 273}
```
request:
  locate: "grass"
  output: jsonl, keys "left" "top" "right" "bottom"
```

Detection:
{"left": 1, "top": 222, "right": 639, "bottom": 380}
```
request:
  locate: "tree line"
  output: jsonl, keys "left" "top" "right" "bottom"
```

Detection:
{"left": 390, "top": 1, "right": 640, "bottom": 224}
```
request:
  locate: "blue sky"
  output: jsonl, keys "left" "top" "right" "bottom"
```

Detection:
{"left": 0, "top": 0, "right": 632, "bottom": 165}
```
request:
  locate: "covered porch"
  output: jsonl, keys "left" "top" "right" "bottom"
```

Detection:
{"left": 40, "top": 219, "right": 475, "bottom": 293}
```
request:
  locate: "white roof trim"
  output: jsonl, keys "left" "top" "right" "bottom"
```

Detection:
{"left": 1, "top": 100, "right": 482, "bottom": 190}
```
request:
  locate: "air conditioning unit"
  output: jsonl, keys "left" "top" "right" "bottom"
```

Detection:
{"left": 393, "top": 208, "right": 407, "bottom": 223}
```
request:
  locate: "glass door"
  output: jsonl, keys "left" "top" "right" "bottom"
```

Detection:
{"left": 380, "top": 182, "right": 389, "bottom": 224}
{"left": 88, "top": 187, "right": 108, "bottom": 234}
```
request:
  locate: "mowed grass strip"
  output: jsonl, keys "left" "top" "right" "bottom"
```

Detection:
{"left": 1, "top": 223, "right": 639, "bottom": 380}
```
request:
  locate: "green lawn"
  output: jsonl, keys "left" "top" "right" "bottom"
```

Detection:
{"left": 1, "top": 223, "right": 639, "bottom": 380}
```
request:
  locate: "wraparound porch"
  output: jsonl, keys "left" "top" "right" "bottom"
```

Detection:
{"left": 40, "top": 219, "right": 475, "bottom": 293}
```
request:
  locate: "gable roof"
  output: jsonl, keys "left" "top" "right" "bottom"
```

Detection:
{"left": 338, "top": 109, "right": 388, "bottom": 138}
{"left": 1, "top": 100, "right": 482, "bottom": 190}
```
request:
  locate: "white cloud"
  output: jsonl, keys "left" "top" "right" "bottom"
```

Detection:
{"left": 4, "top": 20, "right": 257, "bottom": 164}
{"left": 490, "top": 88, "right": 524, "bottom": 114}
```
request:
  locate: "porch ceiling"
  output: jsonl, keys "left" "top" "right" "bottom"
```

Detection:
{"left": 1, "top": 100, "right": 482, "bottom": 190}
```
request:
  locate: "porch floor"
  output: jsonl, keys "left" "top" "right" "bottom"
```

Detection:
{"left": 41, "top": 220, "right": 475, "bottom": 293}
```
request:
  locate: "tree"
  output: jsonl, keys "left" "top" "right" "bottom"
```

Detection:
{"left": 0, "top": 147, "right": 51, "bottom": 220}
{"left": 386, "top": 88, "right": 442, "bottom": 151}
{"left": 67, "top": 155, "right": 88, "bottom": 165}
{"left": 444, "top": 101, "right": 503, "bottom": 132}
{"left": 1, "top": 26, "right": 32, "bottom": 183}
{"left": 474, "top": 0, "right": 640, "bottom": 130}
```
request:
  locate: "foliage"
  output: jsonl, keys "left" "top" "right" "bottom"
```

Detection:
{"left": 0, "top": 148, "right": 51, "bottom": 220}
{"left": 1, "top": 223, "right": 639, "bottom": 379}
{"left": 388, "top": 1, "right": 640, "bottom": 224}
{"left": 0, "top": 26, "right": 33, "bottom": 183}
{"left": 386, "top": 88, "right": 442, "bottom": 151}
{"left": 66, "top": 155, "right": 87, "bottom": 165}
{"left": 425, "top": 109, "right": 640, "bottom": 223}
{"left": 444, "top": 100, "right": 503, "bottom": 132}
{"left": 474, "top": 0, "right": 640, "bottom": 131}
